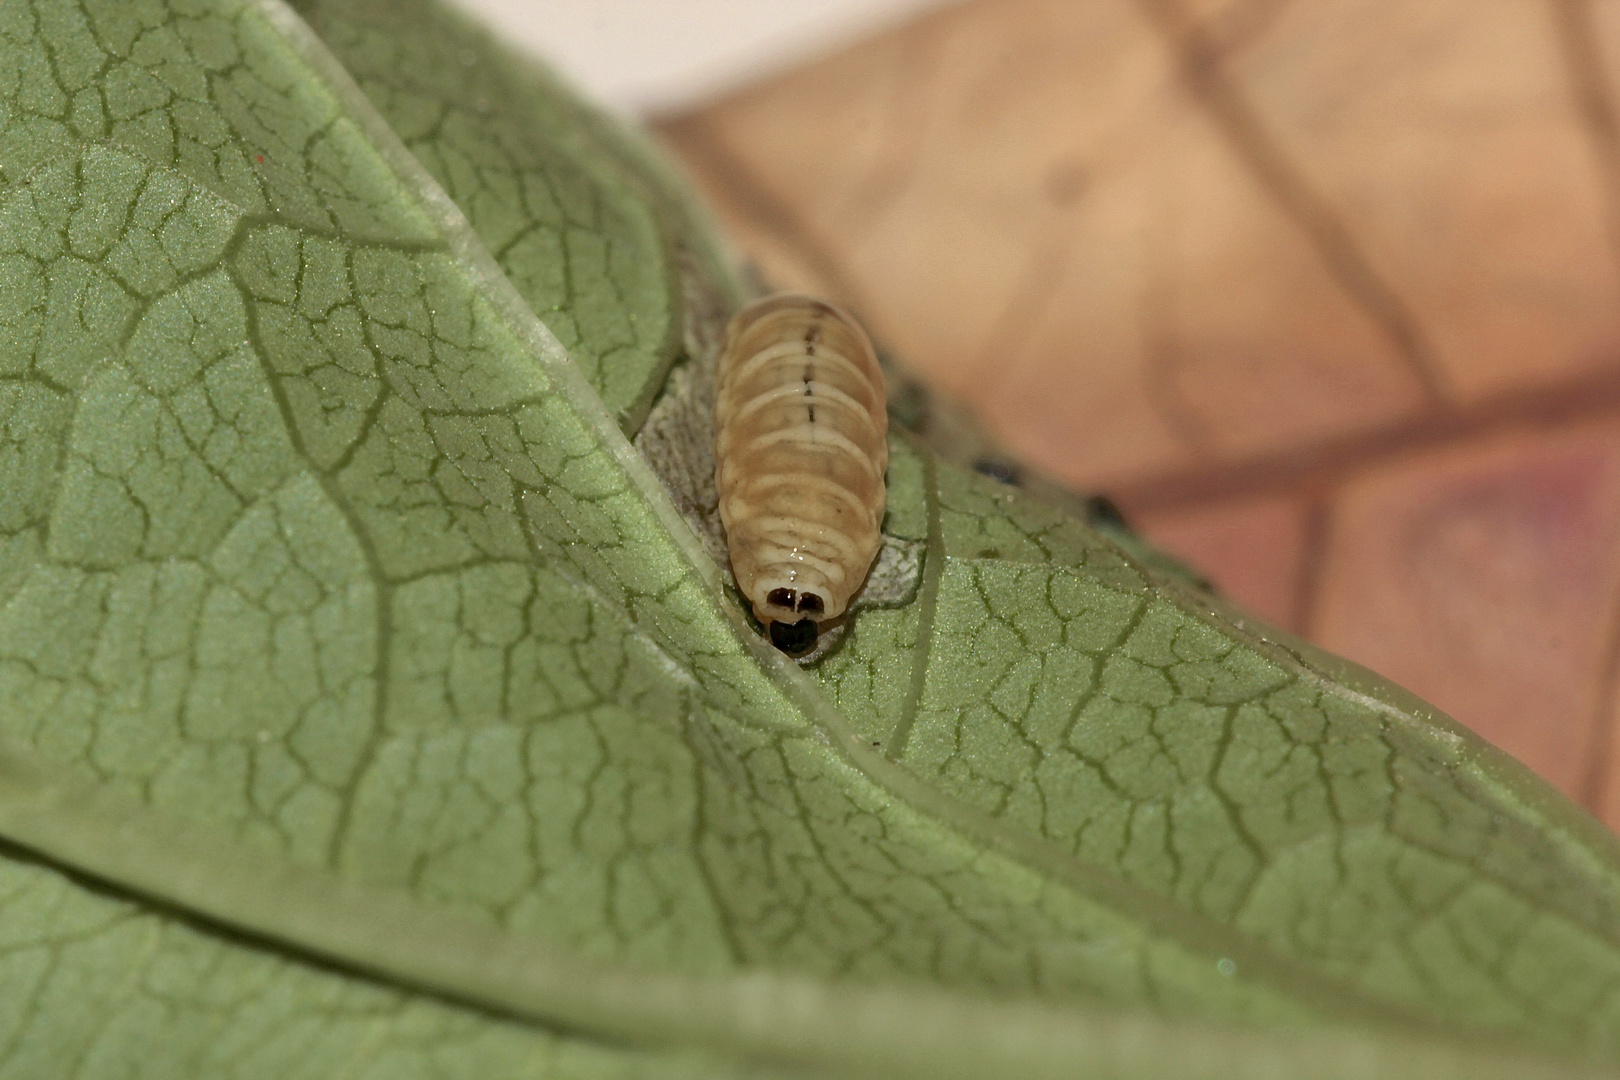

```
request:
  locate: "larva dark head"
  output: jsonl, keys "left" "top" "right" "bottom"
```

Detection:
{"left": 769, "top": 619, "right": 819, "bottom": 656}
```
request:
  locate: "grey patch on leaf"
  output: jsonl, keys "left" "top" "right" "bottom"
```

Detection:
{"left": 856, "top": 535, "right": 925, "bottom": 609}
{"left": 633, "top": 240, "right": 730, "bottom": 566}
{"left": 635, "top": 357, "right": 727, "bottom": 569}
{"left": 674, "top": 241, "right": 733, "bottom": 369}
{"left": 634, "top": 251, "right": 924, "bottom": 663}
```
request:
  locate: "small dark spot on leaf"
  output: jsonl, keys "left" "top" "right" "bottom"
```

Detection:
{"left": 978, "top": 548, "right": 1000, "bottom": 559}
{"left": 973, "top": 458, "right": 1021, "bottom": 486}
{"left": 1083, "top": 494, "right": 1131, "bottom": 532}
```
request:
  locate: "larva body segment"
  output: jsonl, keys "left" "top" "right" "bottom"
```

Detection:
{"left": 715, "top": 294, "right": 888, "bottom": 655}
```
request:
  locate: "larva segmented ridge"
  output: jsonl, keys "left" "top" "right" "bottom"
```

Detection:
{"left": 714, "top": 294, "right": 889, "bottom": 656}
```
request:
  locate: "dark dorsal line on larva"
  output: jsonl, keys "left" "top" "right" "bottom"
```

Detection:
{"left": 713, "top": 293, "right": 888, "bottom": 657}
{"left": 803, "top": 320, "right": 819, "bottom": 422}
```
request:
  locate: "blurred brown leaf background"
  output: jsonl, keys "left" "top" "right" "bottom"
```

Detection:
{"left": 648, "top": 0, "right": 1620, "bottom": 827}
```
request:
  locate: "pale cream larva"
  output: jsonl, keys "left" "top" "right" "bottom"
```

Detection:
{"left": 714, "top": 293, "right": 888, "bottom": 655}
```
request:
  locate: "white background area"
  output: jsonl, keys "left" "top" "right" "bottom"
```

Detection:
{"left": 449, "top": 0, "right": 956, "bottom": 116}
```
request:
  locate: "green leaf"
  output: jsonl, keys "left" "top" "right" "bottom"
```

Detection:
{"left": 293, "top": 0, "right": 740, "bottom": 439}
{"left": 0, "top": 0, "right": 1617, "bottom": 1077}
